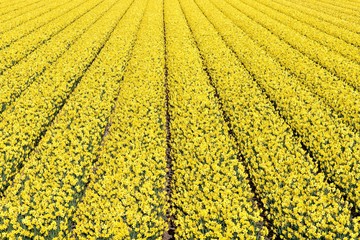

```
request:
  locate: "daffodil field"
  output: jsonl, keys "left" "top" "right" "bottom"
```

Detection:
{"left": 0, "top": 0, "right": 359, "bottom": 239}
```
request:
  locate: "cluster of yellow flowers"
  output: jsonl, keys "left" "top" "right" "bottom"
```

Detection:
{"left": 212, "top": 0, "right": 360, "bottom": 132}
{"left": 222, "top": 0, "right": 360, "bottom": 91}
{"left": 258, "top": 0, "right": 360, "bottom": 47}
{"left": 72, "top": 1, "right": 170, "bottom": 238}
{"left": 0, "top": 0, "right": 71, "bottom": 35}
{"left": 165, "top": 0, "right": 267, "bottom": 238}
{"left": 236, "top": 0, "right": 360, "bottom": 63}
{"left": 0, "top": 0, "right": 84, "bottom": 52}
{"left": 0, "top": 0, "right": 101, "bottom": 74}
{"left": 298, "top": 0, "right": 360, "bottom": 22}
{"left": 0, "top": 0, "right": 140, "bottom": 238}
{"left": 0, "top": 0, "right": 116, "bottom": 113}
{"left": 1, "top": 0, "right": 360, "bottom": 239}
{"left": 207, "top": 0, "right": 360, "bottom": 213}
{"left": 1, "top": 0, "right": 25, "bottom": 8}
{"left": 0, "top": 0, "right": 47, "bottom": 24}
{"left": 198, "top": 0, "right": 360, "bottom": 213}
{"left": 184, "top": 0, "right": 359, "bottom": 239}
{"left": 0, "top": 0, "right": 126, "bottom": 194}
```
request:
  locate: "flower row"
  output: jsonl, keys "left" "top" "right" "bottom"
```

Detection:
{"left": 257, "top": 0, "right": 360, "bottom": 47}
{"left": 165, "top": 0, "right": 267, "bottom": 238}
{"left": 0, "top": 0, "right": 101, "bottom": 73}
{"left": 0, "top": 0, "right": 129, "bottom": 194}
{"left": 298, "top": 0, "right": 360, "bottom": 21}
{"left": 220, "top": 0, "right": 360, "bottom": 92}
{"left": 73, "top": 0, "right": 169, "bottom": 238}
{"left": 0, "top": 0, "right": 84, "bottom": 49}
{"left": 207, "top": 0, "right": 360, "bottom": 212}
{"left": 0, "top": 0, "right": 143, "bottom": 238}
{"left": 0, "top": 0, "right": 117, "bottom": 114}
{"left": 183, "top": 0, "right": 359, "bottom": 238}
{"left": 239, "top": 0, "right": 360, "bottom": 63}
{"left": 0, "top": 0, "right": 46, "bottom": 24}
{"left": 212, "top": 0, "right": 360, "bottom": 133}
